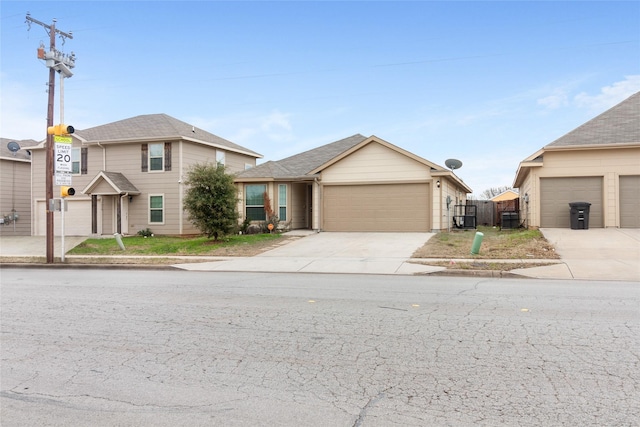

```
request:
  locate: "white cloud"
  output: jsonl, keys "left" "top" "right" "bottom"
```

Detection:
{"left": 537, "top": 92, "right": 569, "bottom": 110}
{"left": 574, "top": 75, "right": 640, "bottom": 111}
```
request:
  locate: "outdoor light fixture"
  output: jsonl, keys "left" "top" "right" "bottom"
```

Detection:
{"left": 436, "top": 180, "right": 440, "bottom": 188}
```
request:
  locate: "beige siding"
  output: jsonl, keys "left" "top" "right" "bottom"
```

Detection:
{"left": 0, "top": 158, "right": 32, "bottom": 236}
{"left": 517, "top": 172, "right": 535, "bottom": 229}
{"left": 321, "top": 142, "right": 432, "bottom": 183}
{"left": 518, "top": 147, "right": 640, "bottom": 228}
{"left": 180, "top": 141, "right": 256, "bottom": 174}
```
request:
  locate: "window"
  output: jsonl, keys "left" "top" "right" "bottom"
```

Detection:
{"left": 71, "top": 147, "right": 87, "bottom": 175}
{"left": 278, "top": 184, "right": 287, "bottom": 221}
{"left": 244, "top": 163, "right": 253, "bottom": 170}
{"left": 149, "top": 143, "right": 164, "bottom": 171}
{"left": 71, "top": 148, "right": 80, "bottom": 174}
{"left": 141, "top": 143, "right": 171, "bottom": 172}
{"left": 149, "top": 195, "right": 164, "bottom": 224}
{"left": 245, "top": 184, "right": 266, "bottom": 221}
{"left": 216, "top": 150, "right": 225, "bottom": 166}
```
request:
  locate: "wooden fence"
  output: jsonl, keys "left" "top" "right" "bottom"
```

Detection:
{"left": 467, "top": 199, "right": 521, "bottom": 228}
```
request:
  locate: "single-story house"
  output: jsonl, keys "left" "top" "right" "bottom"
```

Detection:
{"left": 490, "top": 189, "right": 519, "bottom": 202}
{"left": 0, "top": 138, "right": 39, "bottom": 236}
{"left": 514, "top": 91, "right": 640, "bottom": 228}
{"left": 29, "top": 114, "right": 262, "bottom": 236}
{"left": 234, "top": 134, "right": 472, "bottom": 232}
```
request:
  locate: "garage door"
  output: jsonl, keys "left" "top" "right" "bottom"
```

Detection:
{"left": 36, "top": 199, "right": 92, "bottom": 236}
{"left": 620, "top": 175, "right": 640, "bottom": 228}
{"left": 540, "top": 177, "right": 603, "bottom": 228}
{"left": 323, "top": 183, "right": 430, "bottom": 232}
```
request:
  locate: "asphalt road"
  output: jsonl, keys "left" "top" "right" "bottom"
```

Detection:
{"left": 1, "top": 269, "right": 638, "bottom": 426}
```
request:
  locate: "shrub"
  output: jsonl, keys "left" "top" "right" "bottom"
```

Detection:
{"left": 137, "top": 228, "right": 153, "bottom": 237}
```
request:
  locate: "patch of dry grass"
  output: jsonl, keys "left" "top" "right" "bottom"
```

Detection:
{"left": 413, "top": 226, "right": 559, "bottom": 260}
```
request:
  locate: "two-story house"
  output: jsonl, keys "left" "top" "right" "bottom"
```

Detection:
{"left": 30, "top": 114, "right": 262, "bottom": 236}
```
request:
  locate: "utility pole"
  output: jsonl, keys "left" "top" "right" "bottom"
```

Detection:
{"left": 26, "top": 13, "right": 74, "bottom": 263}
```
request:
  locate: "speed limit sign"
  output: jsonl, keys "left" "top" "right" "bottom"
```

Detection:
{"left": 54, "top": 135, "right": 73, "bottom": 172}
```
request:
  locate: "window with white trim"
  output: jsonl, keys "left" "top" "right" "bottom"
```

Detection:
{"left": 71, "top": 147, "right": 81, "bottom": 174}
{"left": 216, "top": 150, "right": 225, "bottom": 166}
{"left": 149, "top": 194, "right": 164, "bottom": 224}
{"left": 278, "top": 184, "right": 287, "bottom": 221}
{"left": 149, "top": 143, "right": 164, "bottom": 171}
{"left": 245, "top": 184, "right": 266, "bottom": 221}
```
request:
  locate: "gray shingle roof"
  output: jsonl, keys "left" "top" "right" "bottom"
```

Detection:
{"left": 0, "top": 138, "right": 39, "bottom": 161}
{"left": 101, "top": 171, "right": 140, "bottom": 194}
{"left": 237, "top": 134, "right": 368, "bottom": 179}
{"left": 74, "top": 113, "right": 262, "bottom": 157}
{"left": 546, "top": 91, "right": 640, "bottom": 148}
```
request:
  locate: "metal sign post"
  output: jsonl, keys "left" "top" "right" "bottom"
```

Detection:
{"left": 61, "top": 198, "right": 66, "bottom": 262}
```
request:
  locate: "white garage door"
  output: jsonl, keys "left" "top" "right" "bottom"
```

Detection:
{"left": 620, "top": 175, "right": 640, "bottom": 228}
{"left": 323, "top": 183, "right": 430, "bottom": 232}
{"left": 540, "top": 177, "right": 603, "bottom": 228}
{"left": 36, "top": 199, "right": 92, "bottom": 236}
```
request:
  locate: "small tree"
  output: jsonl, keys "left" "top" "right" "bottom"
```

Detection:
{"left": 183, "top": 162, "right": 238, "bottom": 240}
{"left": 261, "top": 191, "right": 280, "bottom": 232}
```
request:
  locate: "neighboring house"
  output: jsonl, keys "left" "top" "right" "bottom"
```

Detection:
{"left": 490, "top": 189, "right": 519, "bottom": 202}
{"left": 29, "top": 114, "right": 262, "bottom": 236}
{"left": 514, "top": 91, "right": 640, "bottom": 229}
{"left": 0, "top": 138, "right": 39, "bottom": 236}
{"left": 234, "top": 134, "right": 472, "bottom": 232}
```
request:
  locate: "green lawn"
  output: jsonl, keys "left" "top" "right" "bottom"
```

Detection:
{"left": 68, "top": 233, "right": 284, "bottom": 256}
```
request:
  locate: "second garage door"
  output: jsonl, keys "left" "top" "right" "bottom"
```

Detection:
{"left": 540, "top": 177, "right": 603, "bottom": 228}
{"left": 620, "top": 175, "right": 640, "bottom": 228}
{"left": 323, "top": 183, "right": 431, "bottom": 232}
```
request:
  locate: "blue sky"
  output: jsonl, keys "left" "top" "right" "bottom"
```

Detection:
{"left": 2, "top": 1, "right": 639, "bottom": 196}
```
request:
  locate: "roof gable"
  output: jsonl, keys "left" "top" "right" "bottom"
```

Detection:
{"left": 546, "top": 91, "right": 640, "bottom": 148}
{"left": 82, "top": 171, "right": 141, "bottom": 195}
{"left": 309, "top": 135, "right": 442, "bottom": 175}
{"left": 74, "top": 114, "right": 262, "bottom": 158}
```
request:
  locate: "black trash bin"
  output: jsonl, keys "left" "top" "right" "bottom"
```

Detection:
{"left": 569, "top": 202, "right": 591, "bottom": 229}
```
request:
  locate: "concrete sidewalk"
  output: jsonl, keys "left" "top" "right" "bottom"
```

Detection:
{"left": 1, "top": 229, "right": 638, "bottom": 281}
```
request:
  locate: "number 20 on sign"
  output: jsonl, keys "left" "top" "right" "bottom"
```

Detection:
{"left": 54, "top": 135, "right": 73, "bottom": 173}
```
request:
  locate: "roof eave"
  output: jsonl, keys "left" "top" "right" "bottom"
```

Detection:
{"left": 544, "top": 142, "right": 640, "bottom": 151}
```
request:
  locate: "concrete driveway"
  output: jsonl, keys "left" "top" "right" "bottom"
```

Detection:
{"left": 513, "top": 228, "right": 640, "bottom": 281}
{"left": 178, "top": 231, "right": 442, "bottom": 275}
{"left": 0, "top": 236, "right": 87, "bottom": 257}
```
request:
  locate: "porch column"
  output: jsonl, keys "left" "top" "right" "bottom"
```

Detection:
{"left": 91, "top": 195, "right": 98, "bottom": 234}
{"left": 116, "top": 195, "right": 122, "bottom": 234}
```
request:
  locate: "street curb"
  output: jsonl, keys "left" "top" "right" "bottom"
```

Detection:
{"left": 0, "top": 262, "right": 179, "bottom": 271}
{"left": 423, "top": 268, "right": 529, "bottom": 278}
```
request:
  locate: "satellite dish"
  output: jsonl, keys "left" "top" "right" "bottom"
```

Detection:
{"left": 445, "top": 158, "right": 462, "bottom": 170}
{"left": 7, "top": 141, "right": 21, "bottom": 155}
